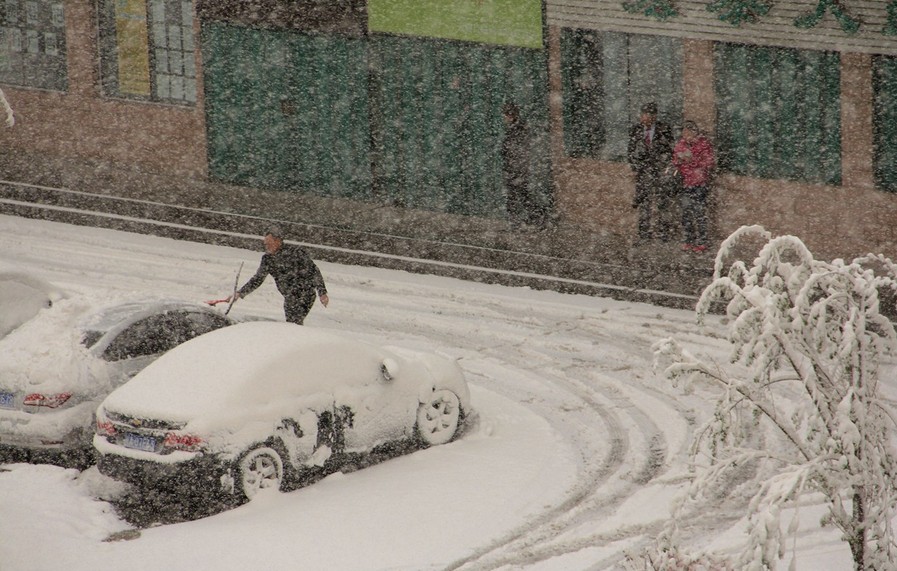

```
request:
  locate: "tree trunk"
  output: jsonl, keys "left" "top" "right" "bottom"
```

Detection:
{"left": 850, "top": 489, "right": 866, "bottom": 570}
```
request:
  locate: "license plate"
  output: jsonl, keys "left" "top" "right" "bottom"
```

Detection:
{"left": 123, "top": 432, "right": 157, "bottom": 453}
{"left": 0, "top": 392, "right": 15, "bottom": 410}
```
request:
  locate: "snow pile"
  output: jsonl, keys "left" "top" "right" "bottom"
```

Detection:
{"left": 0, "top": 296, "right": 110, "bottom": 395}
{"left": 0, "top": 272, "right": 66, "bottom": 339}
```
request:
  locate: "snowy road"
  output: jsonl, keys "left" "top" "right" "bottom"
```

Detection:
{"left": 0, "top": 214, "right": 851, "bottom": 570}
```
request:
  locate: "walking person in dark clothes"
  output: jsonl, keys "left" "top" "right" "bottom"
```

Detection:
{"left": 228, "top": 225, "right": 329, "bottom": 325}
{"left": 501, "top": 102, "right": 533, "bottom": 229}
{"left": 627, "top": 102, "right": 674, "bottom": 243}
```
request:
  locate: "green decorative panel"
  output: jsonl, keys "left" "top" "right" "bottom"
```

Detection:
{"left": 369, "top": 35, "right": 552, "bottom": 218}
{"left": 714, "top": 43, "right": 841, "bottom": 185}
{"left": 559, "top": 29, "right": 682, "bottom": 161}
{"left": 202, "top": 22, "right": 371, "bottom": 198}
{"left": 203, "top": 23, "right": 552, "bottom": 219}
{"left": 560, "top": 29, "right": 604, "bottom": 158}
{"left": 873, "top": 56, "right": 897, "bottom": 192}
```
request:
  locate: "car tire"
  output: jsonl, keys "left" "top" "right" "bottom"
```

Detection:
{"left": 415, "top": 389, "right": 463, "bottom": 447}
{"left": 235, "top": 446, "right": 285, "bottom": 501}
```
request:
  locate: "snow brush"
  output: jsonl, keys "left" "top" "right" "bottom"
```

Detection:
{"left": 206, "top": 262, "right": 244, "bottom": 316}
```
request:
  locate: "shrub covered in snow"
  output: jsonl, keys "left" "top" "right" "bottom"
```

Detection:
{"left": 647, "top": 225, "right": 897, "bottom": 571}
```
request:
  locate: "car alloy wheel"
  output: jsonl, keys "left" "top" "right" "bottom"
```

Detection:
{"left": 237, "top": 446, "right": 284, "bottom": 500}
{"left": 416, "top": 389, "right": 461, "bottom": 446}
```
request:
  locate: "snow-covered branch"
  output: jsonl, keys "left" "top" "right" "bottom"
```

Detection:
{"left": 649, "top": 226, "right": 897, "bottom": 570}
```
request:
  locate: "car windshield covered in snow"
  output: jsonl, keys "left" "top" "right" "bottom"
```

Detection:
{"left": 94, "top": 322, "right": 471, "bottom": 502}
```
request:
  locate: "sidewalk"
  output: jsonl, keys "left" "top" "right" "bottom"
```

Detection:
{"left": 0, "top": 152, "right": 716, "bottom": 310}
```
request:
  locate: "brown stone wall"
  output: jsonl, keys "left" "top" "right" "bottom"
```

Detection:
{"left": 682, "top": 39, "right": 714, "bottom": 135}
{"left": 841, "top": 52, "right": 875, "bottom": 190}
{"left": 0, "top": 0, "right": 208, "bottom": 179}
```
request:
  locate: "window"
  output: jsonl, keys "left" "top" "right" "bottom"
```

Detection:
{"left": 98, "top": 0, "right": 196, "bottom": 104}
{"left": 560, "top": 29, "right": 682, "bottom": 161}
{"left": 714, "top": 43, "right": 841, "bottom": 185}
{"left": 0, "top": 0, "right": 66, "bottom": 90}
{"left": 873, "top": 55, "right": 897, "bottom": 193}
{"left": 102, "top": 315, "right": 172, "bottom": 361}
{"left": 176, "top": 310, "right": 230, "bottom": 343}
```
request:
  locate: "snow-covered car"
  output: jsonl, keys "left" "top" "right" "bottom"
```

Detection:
{"left": 94, "top": 322, "right": 471, "bottom": 501}
{"left": 0, "top": 272, "right": 67, "bottom": 339}
{"left": 0, "top": 297, "right": 236, "bottom": 466}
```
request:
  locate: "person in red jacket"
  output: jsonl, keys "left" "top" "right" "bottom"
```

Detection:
{"left": 672, "top": 120, "right": 715, "bottom": 253}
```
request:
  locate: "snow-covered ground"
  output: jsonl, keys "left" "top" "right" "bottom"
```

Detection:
{"left": 0, "top": 214, "right": 865, "bottom": 570}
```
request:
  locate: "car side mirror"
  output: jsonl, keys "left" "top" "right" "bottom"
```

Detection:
{"left": 380, "top": 358, "right": 399, "bottom": 382}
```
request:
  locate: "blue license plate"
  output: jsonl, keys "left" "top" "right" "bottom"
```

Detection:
{"left": 0, "top": 392, "right": 15, "bottom": 410}
{"left": 123, "top": 433, "right": 157, "bottom": 453}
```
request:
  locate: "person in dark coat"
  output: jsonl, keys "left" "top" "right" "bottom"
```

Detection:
{"left": 501, "top": 102, "right": 532, "bottom": 229}
{"left": 229, "top": 225, "right": 329, "bottom": 325}
{"left": 627, "top": 102, "right": 675, "bottom": 243}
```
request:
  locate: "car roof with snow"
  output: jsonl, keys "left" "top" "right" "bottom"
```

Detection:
{"left": 100, "top": 322, "right": 397, "bottom": 421}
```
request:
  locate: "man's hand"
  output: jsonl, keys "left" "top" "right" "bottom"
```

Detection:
{"left": 228, "top": 292, "right": 240, "bottom": 302}
{"left": 319, "top": 293, "right": 329, "bottom": 307}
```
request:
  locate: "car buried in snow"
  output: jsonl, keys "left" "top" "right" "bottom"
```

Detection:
{"left": 93, "top": 322, "right": 471, "bottom": 502}
{"left": 0, "top": 296, "right": 237, "bottom": 466}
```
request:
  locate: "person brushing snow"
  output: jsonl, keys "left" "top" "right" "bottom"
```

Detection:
{"left": 227, "top": 225, "right": 329, "bottom": 325}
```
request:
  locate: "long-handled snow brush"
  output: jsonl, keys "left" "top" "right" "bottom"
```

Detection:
{"left": 206, "top": 262, "right": 244, "bottom": 316}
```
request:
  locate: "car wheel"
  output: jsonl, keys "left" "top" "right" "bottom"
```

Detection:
{"left": 416, "top": 389, "right": 462, "bottom": 447}
{"left": 236, "top": 446, "right": 284, "bottom": 500}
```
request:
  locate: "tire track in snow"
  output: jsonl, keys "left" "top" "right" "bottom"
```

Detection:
{"left": 2, "top": 214, "right": 727, "bottom": 570}
{"left": 326, "top": 281, "right": 696, "bottom": 570}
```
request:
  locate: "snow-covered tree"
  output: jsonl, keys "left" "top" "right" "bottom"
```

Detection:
{"left": 647, "top": 225, "right": 897, "bottom": 570}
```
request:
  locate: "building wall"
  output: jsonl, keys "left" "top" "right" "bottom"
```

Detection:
{"left": 547, "top": 21, "right": 897, "bottom": 261}
{"left": 0, "top": 0, "right": 208, "bottom": 179}
{"left": 0, "top": 1, "right": 894, "bottom": 264}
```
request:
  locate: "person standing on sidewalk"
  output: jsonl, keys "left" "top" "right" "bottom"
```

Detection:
{"left": 627, "top": 102, "right": 674, "bottom": 244}
{"left": 501, "top": 102, "right": 533, "bottom": 229}
{"left": 228, "top": 225, "right": 329, "bottom": 324}
{"left": 672, "top": 120, "right": 715, "bottom": 253}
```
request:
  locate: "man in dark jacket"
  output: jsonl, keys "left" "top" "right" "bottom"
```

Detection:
{"left": 627, "top": 102, "right": 674, "bottom": 243}
{"left": 230, "top": 225, "right": 329, "bottom": 325}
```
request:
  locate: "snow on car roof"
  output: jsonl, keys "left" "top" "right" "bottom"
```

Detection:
{"left": 101, "top": 322, "right": 390, "bottom": 422}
